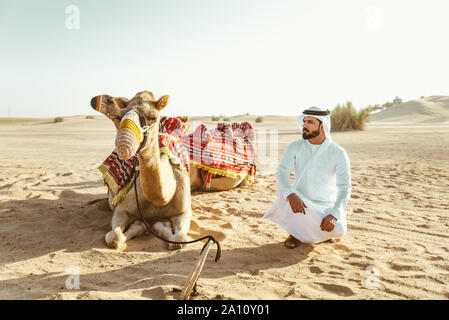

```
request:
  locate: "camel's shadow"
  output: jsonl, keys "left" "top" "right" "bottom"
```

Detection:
{"left": 0, "top": 243, "right": 314, "bottom": 299}
{"left": 0, "top": 189, "right": 315, "bottom": 299}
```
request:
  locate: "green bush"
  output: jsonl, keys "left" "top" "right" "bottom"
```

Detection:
{"left": 54, "top": 117, "right": 64, "bottom": 123}
{"left": 331, "top": 102, "right": 371, "bottom": 132}
{"left": 85, "top": 115, "right": 95, "bottom": 119}
{"left": 222, "top": 117, "right": 231, "bottom": 121}
{"left": 255, "top": 116, "right": 263, "bottom": 123}
{"left": 211, "top": 116, "right": 220, "bottom": 121}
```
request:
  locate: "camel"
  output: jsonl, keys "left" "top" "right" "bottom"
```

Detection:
{"left": 91, "top": 93, "right": 247, "bottom": 193}
{"left": 90, "top": 91, "right": 247, "bottom": 250}
{"left": 91, "top": 91, "right": 193, "bottom": 251}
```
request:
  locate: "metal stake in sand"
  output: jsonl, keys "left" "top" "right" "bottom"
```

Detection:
{"left": 180, "top": 239, "right": 214, "bottom": 300}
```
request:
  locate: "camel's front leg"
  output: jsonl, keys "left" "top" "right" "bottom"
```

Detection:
{"left": 107, "top": 188, "right": 116, "bottom": 212}
{"left": 152, "top": 211, "right": 190, "bottom": 251}
{"left": 105, "top": 207, "right": 128, "bottom": 251}
{"left": 169, "top": 210, "right": 191, "bottom": 250}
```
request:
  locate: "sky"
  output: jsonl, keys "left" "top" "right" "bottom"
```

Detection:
{"left": 1, "top": 0, "right": 448, "bottom": 118}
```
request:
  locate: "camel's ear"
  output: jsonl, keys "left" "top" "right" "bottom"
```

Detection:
{"left": 90, "top": 95, "right": 128, "bottom": 128}
{"left": 156, "top": 95, "right": 169, "bottom": 110}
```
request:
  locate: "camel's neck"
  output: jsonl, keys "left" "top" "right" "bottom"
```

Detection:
{"left": 137, "top": 124, "right": 176, "bottom": 206}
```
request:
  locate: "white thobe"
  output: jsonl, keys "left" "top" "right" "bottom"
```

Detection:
{"left": 263, "top": 137, "right": 351, "bottom": 243}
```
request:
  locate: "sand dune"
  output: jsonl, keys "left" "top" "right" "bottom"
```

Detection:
{"left": 0, "top": 116, "right": 448, "bottom": 300}
{"left": 369, "top": 95, "right": 449, "bottom": 124}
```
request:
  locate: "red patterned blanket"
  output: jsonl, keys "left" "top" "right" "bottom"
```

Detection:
{"left": 181, "top": 121, "right": 257, "bottom": 183}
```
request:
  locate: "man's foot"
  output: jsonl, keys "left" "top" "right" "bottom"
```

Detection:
{"left": 284, "top": 235, "right": 300, "bottom": 249}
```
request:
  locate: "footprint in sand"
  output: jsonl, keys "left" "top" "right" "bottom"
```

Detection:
{"left": 348, "top": 252, "right": 363, "bottom": 259}
{"left": 334, "top": 243, "right": 351, "bottom": 252}
{"left": 315, "top": 282, "right": 354, "bottom": 297}
{"left": 389, "top": 262, "right": 423, "bottom": 272}
{"left": 201, "top": 206, "right": 224, "bottom": 215}
{"left": 391, "top": 246, "right": 408, "bottom": 252}
{"left": 0, "top": 183, "right": 13, "bottom": 190}
{"left": 226, "top": 207, "right": 238, "bottom": 215}
{"left": 310, "top": 266, "right": 324, "bottom": 274}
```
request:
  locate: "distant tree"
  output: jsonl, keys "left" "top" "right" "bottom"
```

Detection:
{"left": 371, "top": 104, "right": 383, "bottom": 112}
{"left": 331, "top": 102, "right": 371, "bottom": 132}
{"left": 255, "top": 116, "right": 263, "bottom": 123}
{"left": 211, "top": 115, "right": 220, "bottom": 121}
{"left": 392, "top": 96, "right": 403, "bottom": 105}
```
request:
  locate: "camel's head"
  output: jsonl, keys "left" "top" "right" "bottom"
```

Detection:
{"left": 90, "top": 90, "right": 169, "bottom": 160}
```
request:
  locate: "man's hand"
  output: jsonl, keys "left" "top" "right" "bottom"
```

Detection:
{"left": 287, "top": 193, "right": 307, "bottom": 214}
{"left": 320, "top": 214, "right": 337, "bottom": 232}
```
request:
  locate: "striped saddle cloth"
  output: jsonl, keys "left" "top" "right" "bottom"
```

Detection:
{"left": 181, "top": 121, "right": 257, "bottom": 187}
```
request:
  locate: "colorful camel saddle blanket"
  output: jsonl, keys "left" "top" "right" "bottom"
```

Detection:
{"left": 181, "top": 121, "right": 257, "bottom": 183}
{"left": 98, "top": 116, "right": 190, "bottom": 205}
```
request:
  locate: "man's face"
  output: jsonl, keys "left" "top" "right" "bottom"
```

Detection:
{"left": 302, "top": 116, "right": 322, "bottom": 139}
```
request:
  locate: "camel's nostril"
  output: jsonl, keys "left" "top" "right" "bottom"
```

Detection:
{"left": 90, "top": 96, "right": 98, "bottom": 110}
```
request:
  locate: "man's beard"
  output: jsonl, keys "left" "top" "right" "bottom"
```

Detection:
{"left": 302, "top": 126, "right": 321, "bottom": 140}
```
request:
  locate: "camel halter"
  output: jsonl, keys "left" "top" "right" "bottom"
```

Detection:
{"left": 115, "top": 110, "right": 156, "bottom": 160}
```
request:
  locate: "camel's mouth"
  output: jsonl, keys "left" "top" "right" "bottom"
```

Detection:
{"left": 115, "top": 110, "right": 146, "bottom": 160}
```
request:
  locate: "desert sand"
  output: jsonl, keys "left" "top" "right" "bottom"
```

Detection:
{"left": 1, "top": 100, "right": 448, "bottom": 299}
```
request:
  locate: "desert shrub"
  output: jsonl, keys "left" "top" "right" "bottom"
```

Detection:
{"left": 54, "top": 117, "right": 64, "bottom": 123}
{"left": 370, "top": 104, "right": 382, "bottom": 112}
{"left": 392, "top": 96, "right": 403, "bottom": 105}
{"left": 211, "top": 116, "right": 220, "bottom": 121}
{"left": 85, "top": 115, "right": 95, "bottom": 119}
{"left": 331, "top": 102, "right": 371, "bottom": 132}
{"left": 255, "top": 116, "right": 263, "bottom": 123}
{"left": 222, "top": 117, "right": 231, "bottom": 121}
{"left": 382, "top": 101, "right": 393, "bottom": 109}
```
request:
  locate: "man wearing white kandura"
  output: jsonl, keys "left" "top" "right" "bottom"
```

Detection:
{"left": 263, "top": 106, "right": 352, "bottom": 249}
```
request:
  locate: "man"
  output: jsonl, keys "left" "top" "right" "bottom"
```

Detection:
{"left": 263, "top": 106, "right": 352, "bottom": 248}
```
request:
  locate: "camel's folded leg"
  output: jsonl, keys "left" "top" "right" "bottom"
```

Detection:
{"left": 169, "top": 210, "right": 191, "bottom": 250}
{"left": 107, "top": 188, "right": 116, "bottom": 212}
{"left": 124, "top": 220, "right": 147, "bottom": 241}
{"left": 105, "top": 207, "right": 128, "bottom": 251}
{"left": 151, "top": 211, "right": 191, "bottom": 251}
